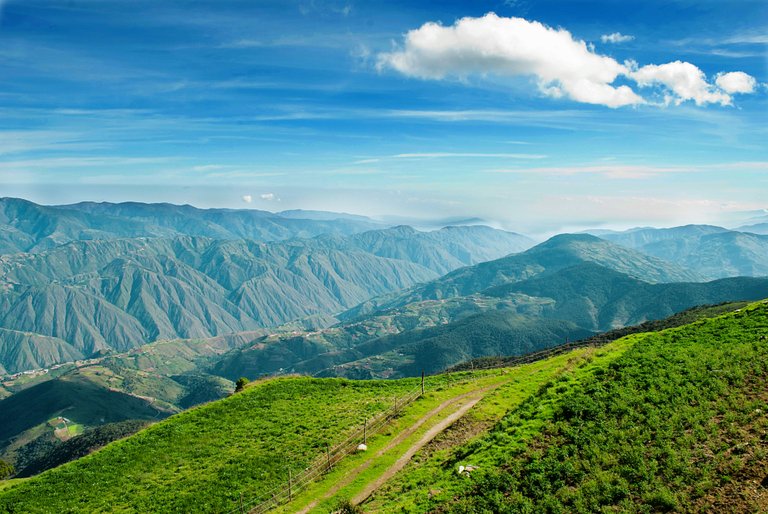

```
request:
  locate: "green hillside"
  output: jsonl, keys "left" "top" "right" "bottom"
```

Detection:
{"left": 0, "top": 374, "right": 167, "bottom": 446}
{"left": 366, "top": 300, "right": 768, "bottom": 513}
{"left": 1, "top": 302, "right": 765, "bottom": 512}
{"left": 0, "top": 376, "right": 426, "bottom": 512}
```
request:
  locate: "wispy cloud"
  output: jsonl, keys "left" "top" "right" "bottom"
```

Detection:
{"left": 392, "top": 152, "right": 546, "bottom": 159}
{"left": 490, "top": 161, "right": 768, "bottom": 179}
{"left": 0, "top": 156, "right": 176, "bottom": 171}
{"left": 600, "top": 32, "right": 634, "bottom": 44}
{"left": 492, "top": 164, "right": 683, "bottom": 179}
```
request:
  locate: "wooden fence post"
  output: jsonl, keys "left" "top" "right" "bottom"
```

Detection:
{"left": 421, "top": 370, "right": 425, "bottom": 395}
{"left": 288, "top": 468, "right": 292, "bottom": 501}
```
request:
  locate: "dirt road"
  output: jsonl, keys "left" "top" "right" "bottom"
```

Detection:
{"left": 296, "top": 382, "right": 502, "bottom": 513}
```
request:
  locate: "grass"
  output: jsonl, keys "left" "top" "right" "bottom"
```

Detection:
{"left": 363, "top": 339, "right": 634, "bottom": 513}
{"left": 0, "top": 376, "right": 426, "bottom": 513}
{"left": 0, "top": 479, "right": 25, "bottom": 492}
{"left": 370, "top": 300, "right": 768, "bottom": 513}
{"left": 276, "top": 343, "right": 632, "bottom": 513}
{"left": 2, "top": 301, "right": 764, "bottom": 513}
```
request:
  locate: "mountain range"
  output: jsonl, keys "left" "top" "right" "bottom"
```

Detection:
{"left": 0, "top": 213, "right": 531, "bottom": 374}
{"left": 0, "top": 197, "right": 381, "bottom": 254}
{"left": 595, "top": 224, "right": 768, "bottom": 279}
{"left": 211, "top": 235, "right": 768, "bottom": 379}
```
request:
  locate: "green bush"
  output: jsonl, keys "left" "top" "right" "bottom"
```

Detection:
{"left": 0, "top": 460, "right": 13, "bottom": 480}
{"left": 234, "top": 377, "right": 249, "bottom": 392}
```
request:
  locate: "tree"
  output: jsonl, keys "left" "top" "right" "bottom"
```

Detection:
{"left": 0, "top": 459, "right": 14, "bottom": 480}
{"left": 235, "top": 377, "right": 249, "bottom": 393}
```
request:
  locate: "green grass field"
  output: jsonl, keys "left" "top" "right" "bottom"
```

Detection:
{"left": 367, "top": 301, "right": 768, "bottom": 513}
{"left": 278, "top": 343, "right": 631, "bottom": 513}
{"left": 0, "top": 375, "right": 433, "bottom": 513}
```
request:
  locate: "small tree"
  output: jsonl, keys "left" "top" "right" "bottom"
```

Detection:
{"left": 0, "top": 459, "right": 14, "bottom": 480}
{"left": 235, "top": 377, "right": 249, "bottom": 393}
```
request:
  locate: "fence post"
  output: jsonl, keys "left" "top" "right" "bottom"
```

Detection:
{"left": 421, "top": 370, "right": 425, "bottom": 395}
{"left": 364, "top": 419, "right": 367, "bottom": 445}
{"left": 326, "top": 443, "right": 331, "bottom": 471}
{"left": 239, "top": 492, "right": 244, "bottom": 514}
{"left": 288, "top": 468, "right": 292, "bottom": 501}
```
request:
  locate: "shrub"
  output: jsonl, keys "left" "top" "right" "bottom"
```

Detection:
{"left": 235, "top": 377, "right": 249, "bottom": 393}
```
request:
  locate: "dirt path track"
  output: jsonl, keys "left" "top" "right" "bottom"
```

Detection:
{"left": 296, "top": 382, "right": 502, "bottom": 513}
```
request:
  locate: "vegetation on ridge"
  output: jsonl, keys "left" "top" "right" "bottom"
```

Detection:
{"left": 367, "top": 301, "right": 768, "bottom": 513}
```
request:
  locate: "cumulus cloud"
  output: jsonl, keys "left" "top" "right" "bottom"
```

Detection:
{"left": 601, "top": 32, "right": 634, "bottom": 44}
{"left": 241, "top": 194, "right": 253, "bottom": 203}
{"left": 260, "top": 192, "right": 278, "bottom": 201}
{"left": 715, "top": 71, "right": 757, "bottom": 94}
{"left": 377, "top": 13, "right": 757, "bottom": 108}
{"left": 629, "top": 61, "right": 733, "bottom": 106}
{"left": 378, "top": 13, "right": 643, "bottom": 108}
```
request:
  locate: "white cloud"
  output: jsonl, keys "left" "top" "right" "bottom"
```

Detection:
{"left": 378, "top": 13, "right": 758, "bottom": 109}
{"left": 715, "top": 71, "right": 757, "bottom": 94}
{"left": 601, "top": 32, "right": 634, "bottom": 44}
{"left": 377, "top": 13, "right": 643, "bottom": 108}
{"left": 630, "top": 61, "right": 733, "bottom": 106}
{"left": 241, "top": 194, "right": 253, "bottom": 203}
{"left": 260, "top": 192, "right": 278, "bottom": 201}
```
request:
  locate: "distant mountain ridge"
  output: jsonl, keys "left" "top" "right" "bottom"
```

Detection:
{"left": 342, "top": 233, "right": 702, "bottom": 320}
{"left": 596, "top": 224, "right": 768, "bottom": 279}
{"left": 0, "top": 225, "right": 531, "bottom": 374}
{"left": 0, "top": 198, "right": 382, "bottom": 254}
{"left": 212, "top": 260, "right": 768, "bottom": 380}
{"left": 210, "top": 235, "right": 768, "bottom": 380}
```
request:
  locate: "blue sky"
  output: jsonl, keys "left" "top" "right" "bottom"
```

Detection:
{"left": 0, "top": 0, "right": 766, "bottom": 233}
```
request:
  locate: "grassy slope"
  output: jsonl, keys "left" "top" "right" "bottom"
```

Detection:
{"left": 368, "top": 300, "right": 768, "bottom": 513}
{"left": 280, "top": 342, "right": 631, "bottom": 513}
{"left": 0, "top": 376, "right": 426, "bottom": 513}
{"left": 2, "top": 301, "right": 764, "bottom": 513}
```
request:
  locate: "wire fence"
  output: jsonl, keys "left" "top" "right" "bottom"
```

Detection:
{"left": 451, "top": 337, "right": 612, "bottom": 373}
{"left": 232, "top": 384, "right": 423, "bottom": 514}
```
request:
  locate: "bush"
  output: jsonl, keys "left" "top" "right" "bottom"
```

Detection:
{"left": 235, "top": 377, "right": 249, "bottom": 393}
{"left": 0, "top": 459, "right": 14, "bottom": 480}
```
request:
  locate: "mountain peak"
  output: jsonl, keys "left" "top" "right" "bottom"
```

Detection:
{"left": 534, "top": 233, "right": 604, "bottom": 248}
